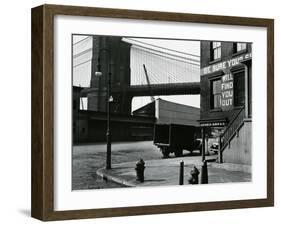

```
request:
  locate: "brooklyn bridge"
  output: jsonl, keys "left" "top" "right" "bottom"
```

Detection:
{"left": 73, "top": 36, "right": 200, "bottom": 115}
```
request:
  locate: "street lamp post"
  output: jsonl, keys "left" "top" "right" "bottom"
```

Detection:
{"left": 95, "top": 49, "right": 113, "bottom": 169}
{"left": 106, "top": 62, "right": 112, "bottom": 170}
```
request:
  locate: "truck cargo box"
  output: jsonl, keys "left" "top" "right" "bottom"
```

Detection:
{"left": 154, "top": 123, "right": 200, "bottom": 157}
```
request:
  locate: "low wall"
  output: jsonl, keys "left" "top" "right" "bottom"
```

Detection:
{"left": 223, "top": 120, "right": 252, "bottom": 165}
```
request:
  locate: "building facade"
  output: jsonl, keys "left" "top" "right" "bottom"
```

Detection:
{"left": 73, "top": 86, "right": 89, "bottom": 143}
{"left": 73, "top": 86, "right": 155, "bottom": 143}
{"left": 199, "top": 41, "right": 252, "bottom": 165}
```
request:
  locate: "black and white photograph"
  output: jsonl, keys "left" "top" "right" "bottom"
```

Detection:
{"left": 0, "top": 0, "right": 278, "bottom": 224}
{"left": 72, "top": 35, "right": 252, "bottom": 190}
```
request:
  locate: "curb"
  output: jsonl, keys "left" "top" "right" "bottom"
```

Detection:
{"left": 96, "top": 168, "right": 136, "bottom": 187}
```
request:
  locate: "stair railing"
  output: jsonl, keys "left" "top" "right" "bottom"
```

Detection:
{"left": 220, "top": 107, "right": 245, "bottom": 152}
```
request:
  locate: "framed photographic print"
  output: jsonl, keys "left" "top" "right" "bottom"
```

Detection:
{"left": 31, "top": 4, "right": 274, "bottom": 221}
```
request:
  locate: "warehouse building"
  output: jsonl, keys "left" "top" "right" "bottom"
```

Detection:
{"left": 73, "top": 90, "right": 200, "bottom": 144}
{"left": 199, "top": 41, "right": 252, "bottom": 165}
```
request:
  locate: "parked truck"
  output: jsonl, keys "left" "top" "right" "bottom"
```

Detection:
{"left": 153, "top": 123, "right": 202, "bottom": 158}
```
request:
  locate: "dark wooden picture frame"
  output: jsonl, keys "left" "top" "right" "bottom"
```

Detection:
{"left": 31, "top": 4, "right": 274, "bottom": 221}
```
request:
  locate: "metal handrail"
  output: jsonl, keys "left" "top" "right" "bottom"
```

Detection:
{"left": 220, "top": 107, "right": 245, "bottom": 151}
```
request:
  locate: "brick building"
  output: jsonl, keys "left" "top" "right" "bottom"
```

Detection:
{"left": 199, "top": 41, "right": 252, "bottom": 165}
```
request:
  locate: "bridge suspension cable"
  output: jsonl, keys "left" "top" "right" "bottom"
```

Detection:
{"left": 130, "top": 43, "right": 200, "bottom": 86}
{"left": 124, "top": 37, "right": 200, "bottom": 58}
{"left": 72, "top": 35, "right": 93, "bottom": 87}
{"left": 73, "top": 36, "right": 91, "bottom": 45}
{"left": 124, "top": 39, "right": 200, "bottom": 65}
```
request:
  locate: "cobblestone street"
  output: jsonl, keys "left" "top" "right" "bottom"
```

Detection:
{"left": 72, "top": 141, "right": 163, "bottom": 190}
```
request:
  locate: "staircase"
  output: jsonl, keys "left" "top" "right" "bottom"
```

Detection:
{"left": 220, "top": 107, "right": 245, "bottom": 152}
{"left": 219, "top": 107, "right": 251, "bottom": 165}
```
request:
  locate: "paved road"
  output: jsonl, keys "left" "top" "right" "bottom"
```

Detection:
{"left": 72, "top": 141, "right": 163, "bottom": 190}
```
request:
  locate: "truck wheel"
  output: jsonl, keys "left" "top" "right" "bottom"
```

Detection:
{"left": 175, "top": 149, "right": 183, "bottom": 157}
{"left": 161, "top": 148, "right": 169, "bottom": 158}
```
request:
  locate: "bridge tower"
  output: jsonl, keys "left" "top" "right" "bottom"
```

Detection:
{"left": 88, "top": 36, "right": 132, "bottom": 114}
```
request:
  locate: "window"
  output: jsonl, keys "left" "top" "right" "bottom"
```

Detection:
{"left": 234, "top": 70, "right": 245, "bottom": 106}
{"left": 211, "top": 42, "right": 221, "bottom": 61}
{"left": 234, "top": 42, "right": 247, "bottom": 53}
{"left": 211, "top": 79, "right": 221, "bottom": 109}
{"left": 80, "top": 97, "right": 88, "bottom": 110}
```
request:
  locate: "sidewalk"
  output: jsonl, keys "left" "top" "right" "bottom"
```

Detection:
{"left": 96, "top": 156, "right": 251, "bottom": 187}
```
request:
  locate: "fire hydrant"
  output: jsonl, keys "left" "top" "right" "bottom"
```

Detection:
{"left": 188, "top": 166, "right": 200, "bottom": 184}
{"left": 135, "top": 158, "right": 145, "bottom": 182}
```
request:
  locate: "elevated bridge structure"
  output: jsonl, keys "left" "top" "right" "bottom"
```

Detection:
{"left": 73, "top": 36, "right": 200, "bottom": 114}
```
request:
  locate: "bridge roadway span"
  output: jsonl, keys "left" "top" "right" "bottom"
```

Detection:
{"left": 81, "top": 82, "right": 200, "bottom": 97}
